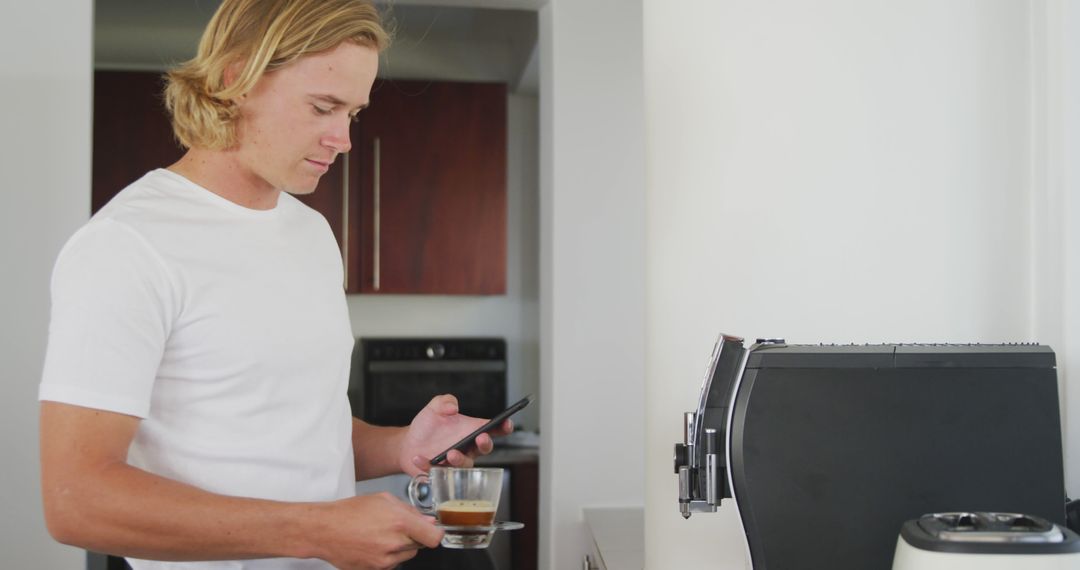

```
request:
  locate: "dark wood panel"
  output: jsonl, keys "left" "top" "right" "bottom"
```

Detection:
{"left": 351, "top": 80, "right": 507, "bottom": 295}
{"left": 509, "top": 459, "right": 539, "bottom": 570}
{"left": 92, "top": 71, "right": 184, "bottom": 214}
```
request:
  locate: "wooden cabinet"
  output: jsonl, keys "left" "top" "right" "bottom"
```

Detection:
{"left": 92, "top": 72, "right": 507, "bottom": 296}
{"left": 347, "top": 79, "right": 507, "bottom": 295}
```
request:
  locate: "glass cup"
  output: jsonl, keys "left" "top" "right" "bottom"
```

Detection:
{"left": 408, "top": 467, "right": 504, "bottom": 549}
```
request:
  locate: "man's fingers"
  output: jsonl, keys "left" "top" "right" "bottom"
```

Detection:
{"left": 469, "top": 420, "right": 510, "bottom": 456}
{"left": 474, "top": 433, "right": 494, "bottom": 455}
{"left": 405, "top": 512, "right": 444, "bottom": 548}
{"left": 390, "top": 535, "right": 433, "bottom": 553}
{"left": 411, "top": 455, "right": 430, "bottom": 472}
{"left": 445, "top": 449, "right": 474, "bottom": 467}
{"left": 432, "top": 394, "right": 459, "bottom": 415}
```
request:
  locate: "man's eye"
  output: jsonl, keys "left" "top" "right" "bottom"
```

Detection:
{"left": 313, "top": 105, "right": 333, "bottom": 115}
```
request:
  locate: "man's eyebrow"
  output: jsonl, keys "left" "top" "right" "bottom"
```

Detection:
{"left": 311, "top": 94, "right": 369, "bottom": 110}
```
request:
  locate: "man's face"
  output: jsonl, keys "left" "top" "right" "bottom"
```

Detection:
{"left": 233, "top": 41, "right": 378, "bottom": 195}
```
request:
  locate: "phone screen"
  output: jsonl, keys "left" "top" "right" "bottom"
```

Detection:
{"left": 429, "top": 394, "right": 533, "bottom": 465}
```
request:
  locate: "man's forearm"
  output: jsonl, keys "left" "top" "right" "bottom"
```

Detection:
{"left": 44, "top": 460, "right": 326, "bottom": 561}
{"left": 352, "top": 418, "right": 406, "bottom": 480}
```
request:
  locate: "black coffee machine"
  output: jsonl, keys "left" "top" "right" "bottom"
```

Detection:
{"left": 674, "top": 335, "right": 1066, "bottom": 570}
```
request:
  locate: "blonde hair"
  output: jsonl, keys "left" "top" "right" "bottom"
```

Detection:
{"left": 164, "top": 0, "right": 391, "bottom": 150}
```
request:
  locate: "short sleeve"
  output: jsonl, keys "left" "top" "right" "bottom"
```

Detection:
{"left": 39, "top": 218, "right": 176, "bottom": 418}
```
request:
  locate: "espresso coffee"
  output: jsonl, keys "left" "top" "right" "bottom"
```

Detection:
{"left": 408, "top": 468, "right": 506, "bottom": 549}
{"left": 437, "top": 500, "right": 497, "bottom": 527}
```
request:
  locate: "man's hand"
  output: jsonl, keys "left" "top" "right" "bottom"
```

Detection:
{"left": 399, "top": 395, "right": 513, "bottom": 476}
{"left": 313, "top": 493, "right": 442, "bottom": 570}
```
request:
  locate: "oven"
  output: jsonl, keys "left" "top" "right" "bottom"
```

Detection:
{"left": 348, "top": 337, "right": 507, "bottom": 426}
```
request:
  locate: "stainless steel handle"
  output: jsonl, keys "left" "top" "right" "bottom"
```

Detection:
{"left": 341, "top": 151, "right": 350, "bottom": 291}
{"left": 582, "top": 554, "right": 598, "bottom": 570}
{"left": 372, "top": 137, "right": 381, "bottom": 291}
{"left": 684, "top": 411, "right": 697, "bottom": 468}
{"left": 705, "top": 428, "right": 719, "bottom": 506}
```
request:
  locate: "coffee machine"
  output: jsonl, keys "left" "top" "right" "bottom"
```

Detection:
{"left": 673, "top": 335, "right": 1067, "bottom": 570}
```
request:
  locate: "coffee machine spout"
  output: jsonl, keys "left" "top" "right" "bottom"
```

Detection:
{"left": 678, "top": 466, "right": 692, "bottom": 519}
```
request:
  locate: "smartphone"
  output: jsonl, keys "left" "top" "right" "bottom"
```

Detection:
{"left": 429, "top": 394, "right": 534, "bottom": 465}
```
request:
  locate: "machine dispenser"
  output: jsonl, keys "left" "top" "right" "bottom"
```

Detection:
{"left": 673, "top": 335, "right": 1067, "bottom": 569}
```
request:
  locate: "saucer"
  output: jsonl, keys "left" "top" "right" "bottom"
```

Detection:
{"left": 437, "top": 521, "right": 524, "bottom": 532}
{"left": 435, "top": 521, "right": 523, "bottom": 549}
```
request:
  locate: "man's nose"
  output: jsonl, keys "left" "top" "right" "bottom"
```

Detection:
{"left": 323, "top": 121, "right": 352, "bottom": 154}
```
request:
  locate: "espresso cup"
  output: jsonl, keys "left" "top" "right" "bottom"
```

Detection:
{"left": 408, "top": 467, "right": 504, "bottom": 549}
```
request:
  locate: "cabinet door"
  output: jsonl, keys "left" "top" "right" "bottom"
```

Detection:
{"left": 348, "top": 80, "right": 507, "bottom": 295}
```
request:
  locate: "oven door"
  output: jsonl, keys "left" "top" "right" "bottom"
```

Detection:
{"left": 349, "top": 338, "right": 507, "bottom": 426}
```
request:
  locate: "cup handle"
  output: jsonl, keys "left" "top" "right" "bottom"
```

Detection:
{"left": 408, "top": 473, "right": 434, "bottom": 514}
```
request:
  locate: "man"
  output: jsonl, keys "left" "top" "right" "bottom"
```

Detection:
{"left": 38, "top": 1, "right": 509, "bottom": 569}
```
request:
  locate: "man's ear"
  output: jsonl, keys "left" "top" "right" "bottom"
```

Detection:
{"left": 222, "top": 60, "right": 244, "bottom": 92}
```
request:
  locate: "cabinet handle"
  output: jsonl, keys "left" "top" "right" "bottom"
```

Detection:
{"left": 341, "top": 151, "right": 350, "bottom": 291}
{"left": 582, "top": 554, "right": 597, "bottom": 570}
{"left": 373, "top": 136, "right": 381, "bottom": 291}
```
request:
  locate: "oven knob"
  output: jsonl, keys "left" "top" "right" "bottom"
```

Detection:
{"left": 426, "top": 343, "right": 446, "bottom": 359}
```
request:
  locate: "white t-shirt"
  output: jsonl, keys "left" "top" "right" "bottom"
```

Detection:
{"left": 40, "top": 169, "right": 356, "bottom": 569}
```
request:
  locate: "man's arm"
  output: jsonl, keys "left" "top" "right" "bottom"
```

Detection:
{"left": 351, "top": 420, "right": 407, "bottom": 481}
{"left": 352, "top": 395, "right": 512, "bottom": 480}
{"left": 41, "top": 401, "right": 441, "bottom": 569}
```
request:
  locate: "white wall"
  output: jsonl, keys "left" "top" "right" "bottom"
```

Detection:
{"left": 538, "top": 1, "right": 646, "bottom": 569}
{"left": 1062, "top": 0, "right": 1080, "bottom": 501}
{"left": 644, "top": 0, "right": 1048, "bottom": 567}
{"left": 1032, "top": 0, "right": 1080, "bottom": 501}
{"left": 0, "top": 1, "right": 92, "bottom": 567}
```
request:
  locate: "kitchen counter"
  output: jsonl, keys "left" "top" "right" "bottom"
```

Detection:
{"left": 475, "top": 446, "right": 539, "bottom": 465}
{"left": 584, "top": 506, "right": 644, "bottom": 570}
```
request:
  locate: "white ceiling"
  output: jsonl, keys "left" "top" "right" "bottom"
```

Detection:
{"left": 94, "top": 0, "right": 539, "bottom": 93}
